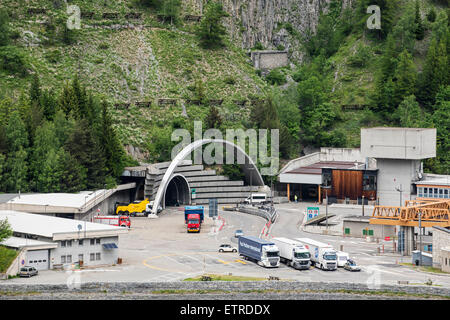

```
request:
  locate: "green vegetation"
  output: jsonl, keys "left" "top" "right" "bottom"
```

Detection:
{"left": 196, "top": 1, "right": 229, "bottom": 49}
{"left": 0, "top": 75, "right": 135, "bottom": 193}
{"left": 0, "top": 246, "right": 17, "bottom": 273}
{"left": 0, "top": 0, "right": 448, "bottom": 179}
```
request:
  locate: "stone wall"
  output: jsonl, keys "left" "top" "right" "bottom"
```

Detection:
{"left": 250, "top": 51, "right": 289, "bottom": 70}
{"left": 0, "top": 280, "right": 449, "bottom": 297}
{"left": 432, "top": 227, "right": 450, "bottom": 268}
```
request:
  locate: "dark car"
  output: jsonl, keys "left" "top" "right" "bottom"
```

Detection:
{"left": 19, "top": 266, "right": 38, "bottom": 278}
{"left": 344, "top": 259, "right": 361, "bottom": 272}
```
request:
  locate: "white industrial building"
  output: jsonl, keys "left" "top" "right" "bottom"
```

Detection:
{"left": 0, "top": 183, "right": 135, "bottom": 220}
{"left": 0, "top": 210, "right": 128, "bottom": 272}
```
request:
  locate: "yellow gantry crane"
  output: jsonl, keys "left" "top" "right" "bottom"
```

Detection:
{"left": 370, "top": 199, "right": 450, "bottom": 227}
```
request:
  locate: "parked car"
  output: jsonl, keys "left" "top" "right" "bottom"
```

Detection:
{"left": 218, "top": 244, "right": 237, "bottom": 253}
{"left": 344, "top": 259, "right": 361, "bottom": 272}
{"left": 19, "top": 266, "right": 38, "bottom": 278}
{"left": 234, "top": 229, "right": 244, "bottom": 238}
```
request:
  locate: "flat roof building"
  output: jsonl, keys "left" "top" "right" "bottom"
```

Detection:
{"left": 0, "top": 183, "right": 136, "bottom": 220}
{"left": 0, "top": 210, "right": 128, "bottom": 272}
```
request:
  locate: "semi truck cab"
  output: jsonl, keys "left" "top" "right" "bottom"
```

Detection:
{"left": 292, "top": 247, "right": 311, "bottom": 269}
{"left": 186, "top": 213, "right": 201, "bottom": 233}
{"left": 260, "top": 244, "right": 280, "bottom": 267}
{"left": 318, "top": 249, "right": 338, "bottom": 270}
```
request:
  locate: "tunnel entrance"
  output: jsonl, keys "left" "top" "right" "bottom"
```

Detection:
{"left": 163, "top": 175, "right": 190, "bottom": 207}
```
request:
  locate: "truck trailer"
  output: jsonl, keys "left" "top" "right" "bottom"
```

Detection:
{"left": 272, "top": 237, "right": 311, "bottom": 270}
{"left": 93, "top": 215, "right": 131, "bottom": 228}
{"left": 238, "top": 235, "right": 280, "bottom": 268}
{"left": 295, "top": 238, "right": 337, "bottom": 271}
{"left": 184, "top": 206, "right": 204, "bottom": 233}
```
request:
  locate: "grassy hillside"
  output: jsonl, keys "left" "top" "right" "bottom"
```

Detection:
{"left": 0, "top": 0, "right": 448, "bottom": 170}
{"left": 0, "top": 0, "right": 266, "bottom": 150}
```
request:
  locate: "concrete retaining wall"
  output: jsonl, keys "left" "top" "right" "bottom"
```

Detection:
{"left": 0, "top": 281, "right": 449, "bottom": 297}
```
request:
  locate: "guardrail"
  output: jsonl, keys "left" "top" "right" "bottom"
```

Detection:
{"left": 236, "top": 204, "right": 278, "bottom": 224}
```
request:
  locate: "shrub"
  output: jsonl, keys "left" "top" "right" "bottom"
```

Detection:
{"left": 0, "top": 46, "right": 28, "bottom": 76}
{"left": 265, "top": 68, "right": 286, "bottom": 85}
{"left": 252, "top": 42, "right": 264, "bottom": 50}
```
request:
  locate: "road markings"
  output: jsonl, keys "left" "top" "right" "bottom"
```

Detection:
{"left": 235, "top": 259, "right": 247, "bottom": 265}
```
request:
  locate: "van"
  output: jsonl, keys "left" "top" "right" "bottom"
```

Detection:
{"left": 336, "top": 251, "right": 349, "bottom": 267}
{"left": 244, "top": 193, "right": 267, "bottom": 204}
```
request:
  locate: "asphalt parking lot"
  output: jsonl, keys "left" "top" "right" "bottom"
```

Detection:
{"left": 4, "top": 202, "right": 450, "bottom": 288}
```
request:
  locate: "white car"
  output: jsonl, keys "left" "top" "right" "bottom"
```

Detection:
{"left": 218, "top": 244, "right": 237, "bottom": 253}
{"left": 344, "top": 259, "right": 361, "bottom": 272}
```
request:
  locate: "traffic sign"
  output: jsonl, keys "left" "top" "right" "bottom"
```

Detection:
{"left": 306, "top": 207, "right": 320, "bottom": 220}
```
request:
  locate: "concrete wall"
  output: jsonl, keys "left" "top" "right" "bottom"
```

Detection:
{"left": 432, "top": 227, "right": 450, "bottom": 269}
{"left": 343, "top": 220, "right": 396, "bottom": 239}
{"left": 361, "top": 128, "right": 436, "bottom": 160}
{"left": 251, "top": 51, "right": 288, "bottom": 69}
{"left": 50, "top": 236, "right": 119, "bottom": 268}
{"left": 76, "top": 189, "right": 132, "bottom": 221}
{"left": 376, "top": 159, "right": 421, "bottom": 206}
{"left": 442, "top": 250, "right": 450, "bottom": 273}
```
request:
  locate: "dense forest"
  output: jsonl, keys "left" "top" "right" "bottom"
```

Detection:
{"left": 0, "top": 0, "right": 448, "bottom": 193}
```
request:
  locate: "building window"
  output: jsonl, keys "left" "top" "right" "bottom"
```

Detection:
{"left": 90, "top": 239, "right": 95, "bottom": 245}
{"left": 67, "top": 255, "right": 72, "bottom": 263}
{"left": 67, "top": 240, "right": 72, "bottom": 247}
{"left": 363, "top": 174, "right": 377, "bottom": 191}
{"left": 439, "top": 188, "right": 443, "bottom": 198}
{"left": 90, "top": 253, "right": 95, "bottom": 261}
{"left": 423, "top": 187, "right": 428, "bottom": 197}
{"left": 96, "top": 253, "right": 101, "bottom": 260}
{"left": 445, "top": 189, "right": 449, "bottom": 199}
{"left": 79, "top": 240, "right": 83, "bottom": 246}
{"left": 96, "top": 239, "right": 101, "bottom": 245}
{"left": 418, "top": 187, "right": 423, "bottom": 198}
{"left": 344, "top": 228, "right": 350, "bottom": 235}
{"left": 78, "top": 254, "right": 83, "bottom": 262}
{"left": 61, "top": 241, "right": 66, "bottom": 247}
{"left": 61, "top": 256, "right": 66, "bottom": 263}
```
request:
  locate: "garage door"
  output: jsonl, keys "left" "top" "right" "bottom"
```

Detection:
{"left": 26, "top": 250, "right": 50, "bottom": 270}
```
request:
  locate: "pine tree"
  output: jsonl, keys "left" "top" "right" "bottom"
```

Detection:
{"left": 393, "top": 95, "right": 423, "bottom": 127}
{"left": 393, "top": 50, "right": 417, "bottom": 108}
{"left": 56, "top": 147, "right": 87, "bottom": 192}
{"left": 196, "top": 1, "right": 229, "bottom": 49}
{"left": 65, "top": 118, "right": 106, "bottom": 189}
{"left": 158, "top": 0, "right": 181, "bottom": 24}
{"left": 99, "top": 100, "right": 125, "bottom": 179}
{"left": 29, "top": 73, "right": 41, "bottom": 107}
{"left": 417, "top": 38, "right": 449, "bottom": 108}
{"left": 31, "top": 121, "right": 58, "bottom": 191}
{"left": 206, "top": 106, "right": 223, "bottom": 129}
{"left": 414, "top": 0, "right": 425, "bottom": 40}
{"left": 4, "top": 111, "right": 29, "bottom": 192}
{"left": 0, "top": 8, "right": 9, "bottom": 46}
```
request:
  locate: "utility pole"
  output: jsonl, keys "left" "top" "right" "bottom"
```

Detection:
{"left": 362, "top": 195, "right": 365, "bottom": 216}
{"left": 419, "top": 211, "right": 422, "bottom": 266}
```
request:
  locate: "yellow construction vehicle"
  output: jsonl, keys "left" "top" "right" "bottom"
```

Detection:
{"left": 115, "top": 198, "right": 150, "bottom": 216}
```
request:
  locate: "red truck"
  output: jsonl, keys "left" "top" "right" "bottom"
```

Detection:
{"left": 184, "top": 206, "right": 204, "bottom": 233}
{"left": 93, "top": 215, "right": 131, "bottom": 228}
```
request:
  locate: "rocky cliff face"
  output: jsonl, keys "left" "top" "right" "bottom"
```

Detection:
{"left": 185, "top": 0, "right": 353, "bottom": 63}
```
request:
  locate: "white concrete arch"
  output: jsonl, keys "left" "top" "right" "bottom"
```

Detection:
{"left": 150, "top": 139, "right": 264, "bottom": 215}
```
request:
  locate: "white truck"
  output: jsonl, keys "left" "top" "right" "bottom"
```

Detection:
{"left": 272, "top": 237, "right": 311, "bottom": 270}
{"left": 336, "top": 251, "right": 349, "bottom": 267}
{"left": 295, "top": 238, "right": 337, "bottom": 271}
{"left": 244, "top": 193, "right": 267, "bottom": 205}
